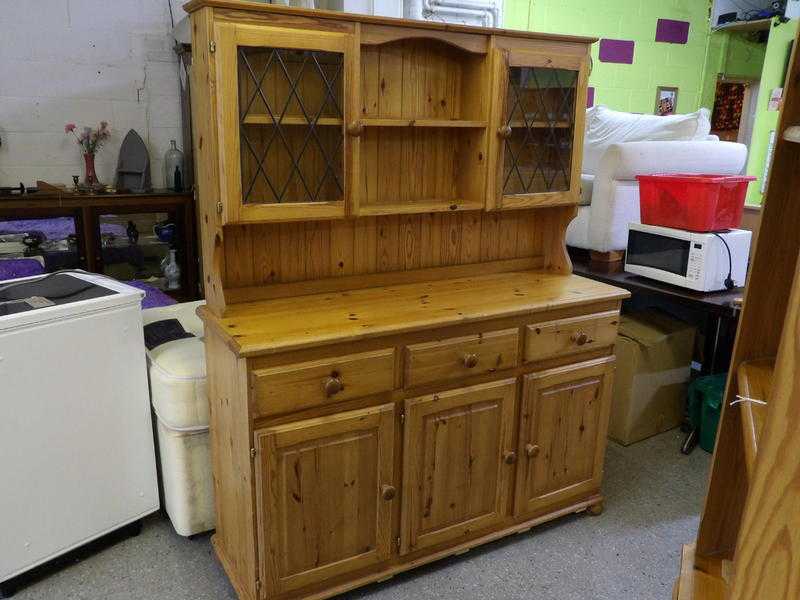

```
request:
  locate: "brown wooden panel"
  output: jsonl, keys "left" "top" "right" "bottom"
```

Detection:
{"left": 255, "top": 403, "right": 395, "bottom": 595}
{"left": 222, "top": 208, "right": 547, "bottom": 289}
{"left": 251, "top": 348, "right": 395, "bottom": 417}
{"left": 401, "top": 379, "right": 518, "bottom": 554}
{"left": 514, "top": 357, "right": 614, "bottom": 517}
{"left": 404, "top": 328, "right": 519, "bottom": 388}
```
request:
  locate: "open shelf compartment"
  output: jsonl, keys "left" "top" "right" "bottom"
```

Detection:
{"left": 356, "top": 37, "right": 490, "bottom": 214}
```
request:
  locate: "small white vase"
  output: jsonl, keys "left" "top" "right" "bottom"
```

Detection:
{"left": 163, "top": 249, "right": 181, "bottom": 290}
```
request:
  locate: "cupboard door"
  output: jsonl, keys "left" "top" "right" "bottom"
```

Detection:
{"left": 255, "top": 404, "right": 395, "bottom": 596}
{"left": 488, "top": 46, "right": 589, "bottom": 210}
{"left": 514, "top": 358, "right": 614, "bottom": 517}
{"left": 215, "top": 23, "right": 357, "bottom": 223}
{"left": 401, "top": 379, "right": 517, "bottom": 554}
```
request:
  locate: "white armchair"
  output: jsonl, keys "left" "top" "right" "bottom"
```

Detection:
{"left": 566, "top": 107, "right": 749, "bottom": 256}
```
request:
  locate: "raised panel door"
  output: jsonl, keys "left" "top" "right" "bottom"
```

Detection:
{"left": 255, "top": 403, "right": 395, "bottom": 596}
{"left": 401, "top": 379, "right": 517, "bottom": 554}
{"left": 514, "top": 358, "right": 614, "bottom": 517}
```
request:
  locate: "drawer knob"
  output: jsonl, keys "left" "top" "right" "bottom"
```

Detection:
{"left": 463, "top": 353, "right": 479, "bottom": 369}
{"left": 525, "top": 443, "right": 540, "bottom": 458}
{"left": 497, "top": 125, "right": 513, "bottom": 139}
{"left": 381, "top": 484, "right": 396, "bottom": 501}
{"left": 571, "top": 331, "right": 590, "bottom": 346}
{"left": 503, "top": 451, "right": 517, "bottom": 465}
{"left": 347, "top": 120, "right": 364, "bottom": 137}
{"left": 324, "top": 375, "right": 344, "bottom": 397}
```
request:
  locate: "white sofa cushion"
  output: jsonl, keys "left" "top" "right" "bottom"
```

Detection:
{"left": 143, "top": 300, "right": 208, "bottom": 431}
{"left": 583, "top": 106, "right": 711, "bottom": 175}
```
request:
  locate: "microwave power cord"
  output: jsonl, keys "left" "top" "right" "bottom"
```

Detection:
{"left": 712, "top": 232, "right": 736, "bottom": 290}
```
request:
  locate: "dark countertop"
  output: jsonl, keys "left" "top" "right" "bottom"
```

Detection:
{"left": 569, "top": 249, "right": 744, "bottom": 316}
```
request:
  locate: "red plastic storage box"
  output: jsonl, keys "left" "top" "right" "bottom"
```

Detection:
{"left": 636, "top": 173, "right": 756, "bottom": 232}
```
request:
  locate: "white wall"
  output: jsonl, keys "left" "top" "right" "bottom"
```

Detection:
{"left": 0, "top": 0, "right": 185, "bottom": 189}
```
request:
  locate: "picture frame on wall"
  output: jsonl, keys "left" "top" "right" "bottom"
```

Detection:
{"left": 655, "top": 86, "right": 679, "bottom": 116}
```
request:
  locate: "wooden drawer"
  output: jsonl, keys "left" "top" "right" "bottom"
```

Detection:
{"left": 524, "top": 311, "right": 619, "bottom": 363}
{"left": 404, "top": 329, "right": 519, "bottom": 388}
{"left": 251, "top": 349, "right": 395, "bottom": 417}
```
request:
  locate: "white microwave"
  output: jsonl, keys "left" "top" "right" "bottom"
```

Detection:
{"left": 625, "top": 223, "right": 751, "bottom": 292}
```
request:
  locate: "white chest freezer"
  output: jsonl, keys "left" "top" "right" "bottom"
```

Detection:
{"left": 0, "top": 272, "right": 159, "bottom": 587}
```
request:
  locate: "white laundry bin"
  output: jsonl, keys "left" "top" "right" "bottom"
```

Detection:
{"left": 142, "top": 300, "right": 215, "bottom": 537}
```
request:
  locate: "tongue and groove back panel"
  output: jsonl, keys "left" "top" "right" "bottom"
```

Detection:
{"left": 221, "top": 207, "right": 575, "bottom": 296}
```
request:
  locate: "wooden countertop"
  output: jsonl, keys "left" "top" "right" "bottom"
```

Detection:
{"left": 199, "top": 270, "right": 630, "bottom": 357}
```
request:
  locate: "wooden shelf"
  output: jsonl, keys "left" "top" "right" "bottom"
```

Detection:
{"left": 673, "top": 543, "right": 730, "bottom": 600}
{"left": 360, "top": 118, "right": 487, "bottom": 128}
{"left": 712, "top": 18, "right": 772, "bottom": 33}
{"left": 242, "top": 115, "right": 344, "bottom": 126}
{"left": 357, "top": 200, "right": 485, "bottom": 216}
{"left": 499, "top": 193, "right": 577, "bottom": 208}
{"left": 737, "top": 358, "right": 774, "bottom": 478}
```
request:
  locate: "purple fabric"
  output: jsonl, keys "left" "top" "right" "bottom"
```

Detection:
{"left": 599, "top": 39, "right": 635, "bottom": 64}
{"left": 587, "top": 87, "right": 595, "bottom": 108}
{"left": 0, "top": 217, "right": 125, "bottom": 240}
{"left": 0, "top": 258, "right": 45, "bottom": 281}
{"left": 656, "top": 19, "right": 690, "bottom": 44}
{"left": 126, "top": 280, "right": 178, "bottom": 309}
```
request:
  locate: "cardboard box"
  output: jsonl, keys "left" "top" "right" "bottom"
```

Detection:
{"left": 609, "top": 310, "right": 696, "bottom": 446}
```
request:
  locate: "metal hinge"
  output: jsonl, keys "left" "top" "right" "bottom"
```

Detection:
{"left": 255, "top": 578, "right": 261, "bottom": 591}
{"left": 216, "top": 201, "right": 223, "bottom": 215}
{"left": 399, "top": 411, "right": 405, "bottom": 425}
{"left": 395, "top": 537, "right": 401, "bottom": 549}
{"left": 209, "top": 40, "right": 216, "bottom": 53}
{"left": 250, "top": 448, "right": 257, "bottom": 459}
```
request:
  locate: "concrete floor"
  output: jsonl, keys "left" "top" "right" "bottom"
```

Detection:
{"left": 12, "top": 430, "right": 710, "bottom": 600}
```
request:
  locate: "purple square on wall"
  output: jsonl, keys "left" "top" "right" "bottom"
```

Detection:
{"left": 599, "top": 39, "right": 635, "bottom": 64}
{"left": 656, "top": 18, "right": 690, "bottom": 44}
{"left": 587, "top": 87, "right": 595, "bottom": 108}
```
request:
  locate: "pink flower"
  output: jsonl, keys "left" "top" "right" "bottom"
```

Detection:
{"left": 64, "top": 123, "right": 76, "bottom": 133}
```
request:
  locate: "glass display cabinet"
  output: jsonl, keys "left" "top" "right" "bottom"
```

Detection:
{"left": 489, "top": 48, "right": 589, "bottom": 209}
{"left": 215, "top": 24, "right": 354, "bottom": 223}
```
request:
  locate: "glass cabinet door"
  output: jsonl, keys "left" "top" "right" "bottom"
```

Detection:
{"left": 215, "top": 24, "right": 355, "bottom": 223}
{"left": 490, "top": 50, "right": 588, "bottom": 209}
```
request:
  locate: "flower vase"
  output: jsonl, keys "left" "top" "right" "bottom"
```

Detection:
{"left": 163, "top": 249, "right": 182, "bottom": 291}
{"left": 83, "top": 153, "right": 99, "bottom": 188}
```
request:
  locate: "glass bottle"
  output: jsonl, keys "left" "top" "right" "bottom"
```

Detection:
{"left": 164, "top": 140, "right": 184, "bottom": 191}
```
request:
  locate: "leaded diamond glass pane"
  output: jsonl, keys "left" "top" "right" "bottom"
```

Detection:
{"left": 503, "top": 66, "right": 577, "bottom": 196}
{"left": 238, "top": 46, "right": 344, "bottom": 205}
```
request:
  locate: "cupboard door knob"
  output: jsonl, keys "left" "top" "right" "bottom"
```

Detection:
{"left": 503, "top": 451, "right": 517, "bottom": 465}
{"left": 324, "top": 375, "right": 344, "bottom": 397}
{"left": 497, "top": 125, "right": 513, "bottom": 139}
{"left": 347, "top": 120, "right": 364, "bottom": 137}
{"left": 463, "top": 353, "right": 479, "bottom": 369}
{"left": 571, "top": 331, "right": 589, "bottom": 346}
{"left": 381, "top": 484, "right": 396, "bottom": 501}
{"left": 525, "top": 443, "right": 540, "bottom": 458}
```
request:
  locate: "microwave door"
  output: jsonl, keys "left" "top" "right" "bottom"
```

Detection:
{"left": 626, "top": 230, "right": 693, "bottom": 286}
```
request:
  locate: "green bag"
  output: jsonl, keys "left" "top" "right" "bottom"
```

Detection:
{"left": 687, "top": 374, "right": 728, "bottom": 453}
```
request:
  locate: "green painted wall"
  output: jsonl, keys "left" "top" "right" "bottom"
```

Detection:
{"left": 504, "top": 0, "right": 713, "bottom": 113}
{"left": 744, "top": 18, "right": 798, "bottom": 204}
